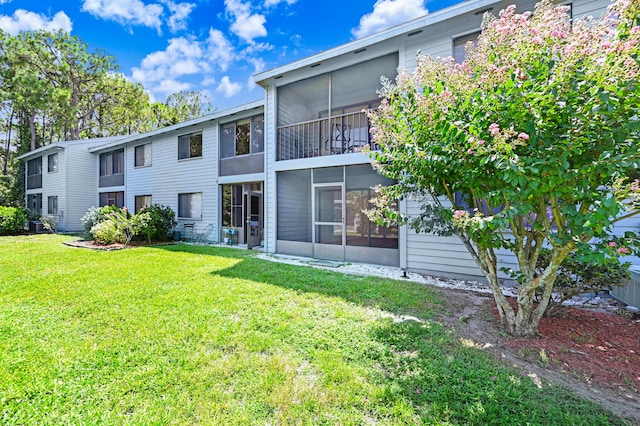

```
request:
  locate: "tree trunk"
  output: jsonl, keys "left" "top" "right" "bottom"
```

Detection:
{"left": 29, "top": 111, "right": 36, "bottom": 151}
{"left": 3, "top": 109, "right": 14, "bottom": 174}
{"left": 514, "top": 245, "right": 573, "bottom": 337}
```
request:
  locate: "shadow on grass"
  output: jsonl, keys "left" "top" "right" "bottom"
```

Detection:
{"left": 151, "top": 244, "right": 622, "bottom": 424}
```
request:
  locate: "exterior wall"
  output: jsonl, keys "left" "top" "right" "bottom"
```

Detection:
{"left": 125, "top": 121, "right": 219, "bottom": 239}
{"left": 64, "top": 144, "right": 101, "bottom": 231}
{"left": 400, "top": 0, "right": 613, "bottom": 280}
{"left": 263, "top": 0, "right": 617, "bottom": 280}
{"left": 24, "top": 150, "right": 66, "bottom": 229}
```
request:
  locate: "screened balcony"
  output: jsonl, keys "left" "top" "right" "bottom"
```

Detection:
{"left": 276, "top": 53, "right": 397, "bottom": 161}
{"left": 277, "top": 109, "right": 379, "bottom": 160}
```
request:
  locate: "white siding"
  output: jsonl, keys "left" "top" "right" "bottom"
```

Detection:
{"left": 125, "top": 121, "right": 219, "bottom": 239}
{"left": 65, "top": 145, "right": 100, "bottom": 231}
{"left": 264, "top": 83, "right": 277, "bottom": 253}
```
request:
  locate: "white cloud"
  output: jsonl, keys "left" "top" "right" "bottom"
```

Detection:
{"left": 162, "top": 0, "right": 195, "bottom": 33}
{"left": 207, "top": 29, "right": 235, "bottom": 71}
{"left": 216, "top": 76, "right": 243, "bottom": 98}
{"left": 352, "top": 0, "right": 428, "bottom": 39}
{"left": 264, "top": 0, "right": 297, "bottom": 6}
{"left": 130, "top": 36, "right": 209, "bottom": 91}
{"left": 0, "top": 10, "right": 72, "bottom": 35}
{"left": 245, "top": 57, "right": 266, "bottom": 90}
{"left": 130, "top": 30, "right": 242, "bottom": 101}
{"left": 224, "top": 0, "right": 267, "bottom": 43}
{"left": 81, "top": 0, "right": 164, "bottom": 33}
{"left": 0, "top": 0, "right": 13, "bottom": 4}
{"left": 153, "top": 78, "right": 192, "bottom": 97}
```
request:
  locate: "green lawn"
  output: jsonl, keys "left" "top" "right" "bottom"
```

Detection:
{"left": 0, "top": 235, "right": 622, "bottom": 425}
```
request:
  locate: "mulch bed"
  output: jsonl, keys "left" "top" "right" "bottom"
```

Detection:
{"left": 64, "top": 240, "right": 174, "bottom": 251}
{"left": 493, "top": 300, "right": 640, "bottom": 393}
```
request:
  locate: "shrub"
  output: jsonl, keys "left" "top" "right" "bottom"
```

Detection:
{"left": 90, "top": 207, "right": 151, "bottom": 245}
{"left": 136, "top": 204, "right": 177, "bottom": 242}
{"left": 81, "top": 206, "right": 101, "bottom": 235}
{"left": 81, "top": 205, "right": 126, "bottom": 236}
{"left": 40, "top": 215, "right": 58, "bottom": 233}
{"left": 536, "top": 249, "right": 631, "bottom": 317}
{"left": 90, "top": 219, "right": 122, "bottom": 244}
{"left": 0, "top": 206, "right": 27, "bottom": 235}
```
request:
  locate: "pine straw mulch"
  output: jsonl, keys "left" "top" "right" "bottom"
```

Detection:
{"left": 493, "top": 300, "right": 640, "bottom": 394}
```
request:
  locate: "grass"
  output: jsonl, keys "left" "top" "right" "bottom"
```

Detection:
{"left": 0, "top": 234, "right": 623, "bottom": 425}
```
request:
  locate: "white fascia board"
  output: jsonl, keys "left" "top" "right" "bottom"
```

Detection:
{"left": 89, "top": 99, "right": 265, "bottom": 153}
{"left": 16, "top": 137, "right": 120, "bottom": 160}
{"left": 254, "top": 0, "right": 501, "bottom": 84}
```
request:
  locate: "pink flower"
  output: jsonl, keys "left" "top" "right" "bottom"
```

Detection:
{"left": 518, "top": 132, "right": 529, "bottom": 140}
{"left": 489, "top": 123, "right": 500, "bottom": 136}
{"left": 617, "top": 247, "right": 630, "bottom": 254}
{"left": 453, "top": 210, "right": 466, "bottom": 219}
{"left": 477, "top": 139, "right": 485, "bottom": 146}
{"left": 609, "top": 241, "right": 617, "bottom": 247}
{"left": 467, "top": 149, "right": 475, "bottom": 155}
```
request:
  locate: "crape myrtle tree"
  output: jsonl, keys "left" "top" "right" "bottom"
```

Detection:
{"left": 367, "top": 0, "right": 640, "bottom": 337}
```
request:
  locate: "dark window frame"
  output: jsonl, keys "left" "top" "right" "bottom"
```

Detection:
{"left": 47, "top": 195, "right": 58, "bottom": 215}
{"left": 134, "top": 143, "right": 152, "bottom": 167}
{"left": 99, "top": 149, "right": 125, "bottom": 177}
{"left": 178, "top": 131, "right": 203, "bottom": 160}
{"left": 99, "top": 191, "right": 125, "bottom": 208}
{"left": 134, "top": 195, "right": 152, "bottom": 213}
{"left": 47, "top": 153, "right": 58, "bottom": 173}
{"left": 220, "top": 115, "right": 264, "bottom": 159}
{"left": 178, "top": 192, "right": 203, "bottom": 219}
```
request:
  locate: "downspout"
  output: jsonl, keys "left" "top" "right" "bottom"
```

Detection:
{"left": 64, "top": 147, "right": 69, "bottom": 231}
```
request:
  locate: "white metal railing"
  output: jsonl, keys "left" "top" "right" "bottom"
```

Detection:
{"left": 277, "top": 110, "right": 378, "bottom": 161}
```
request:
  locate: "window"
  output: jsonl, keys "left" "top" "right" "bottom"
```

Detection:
{"left": 99, "top": 149, "right": 124, "bottom": 176}
{"left": 222, "top": 185, "right": 243, "bottom": 227}
{"left": 453, "top": 31, "right": 480, "bottom": 64}
{"left": 99, "top": 191, "right": 124, "bottom": 207}
{"left": 178, "top": 192, "right": 202, "bottom": 219}
{"left": 26, "top": 157, "right": 42, "bottom": 189}
{"left": 48, "top": 153, "right": 58, "bottom": 173}
{"left": 178, "top": 132, "right": 202, "bottom": 160}
{"left": 27, "top": 193, "right": 42, "bottom": 216}
{"left": 220, "top": 115, "right": 264, "bottom": 158}
{"left": 134, "top": 144, "right": 152, "bottom": 167}
{"left": 48, "top": 196, "right": 58, "bottom": 215}
{"left": 135, "top": 195, "right": 152, "bottom": 213}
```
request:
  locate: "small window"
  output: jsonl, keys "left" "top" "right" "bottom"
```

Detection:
{"left": 453, "top": 31, "right": 480, "bottom": 64}
{"left": 134, "top": 144, "right": 152, "bottom": 167}
{"left": 26, "top": 157, "right": 43, "bottom": 189}
{"left": 252, "top": 115, "right": 264, "bottom": 153}
{"left": 99, "top": 191, "right": 125, "bottom": 207}
{"left": 135, "top": 195, "right": 152, "bottom": 213}
{"left": 27, "top": 193, "right": 42, "bottom": 216}
{"left": 236, "top": 120, "right": 250, "bottom": 156}
{"left": 48, "top": 196, "right": 58, "bottom": 215}
{"left": 178, "top": 192, "right": 202, "bottom": 219}
{"left": 178, "top": 132, "right": 203, "bottom": 160}
{"left": 48, "top": 153, "right": 58, "bottom": 173}
{"left": 220, "top": 114, "right": 264, "bottom": 159}
{"left": 100, "top": 149, "right": 124, "bottom": 176}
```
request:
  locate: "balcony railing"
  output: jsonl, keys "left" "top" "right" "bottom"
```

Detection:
{"left": 277, "top": 110, "right": 379, "bottom": 161}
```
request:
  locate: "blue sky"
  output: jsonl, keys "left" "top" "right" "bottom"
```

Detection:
{"left": 0, "top": 0, "right": 459, "bottom": 110}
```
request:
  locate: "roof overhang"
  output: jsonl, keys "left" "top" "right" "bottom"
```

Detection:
{"left": 254, "top": 0, "right": 501, "bottom": 85}
{"left": 89, "top": 99, "right": 264, "bottom": 153}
